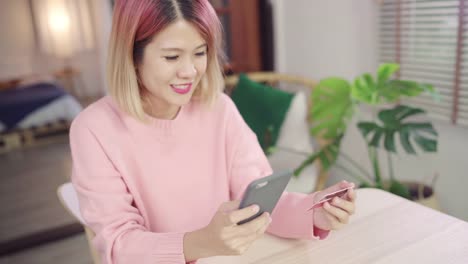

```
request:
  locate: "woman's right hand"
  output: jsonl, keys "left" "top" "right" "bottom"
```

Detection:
{"left": 184, "top": 200, "right": 272, "bottom": 261}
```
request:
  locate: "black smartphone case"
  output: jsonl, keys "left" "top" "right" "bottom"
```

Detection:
{"left": 237, "top": 169, "right": 293, "bottom": 225}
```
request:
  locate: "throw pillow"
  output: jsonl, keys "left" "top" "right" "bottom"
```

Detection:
{"left": 231, "top": 73, "right": 294, "bottom": 152}
{"left": 271, "top": 91, "right": 317, "bottom": 193}
{"left": 276, "top": 91, "right": 314, "bottom": 154}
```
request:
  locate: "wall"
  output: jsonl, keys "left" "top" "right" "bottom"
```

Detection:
{"left": 89, "top": 0, "right": 113, "bottom": 94}
{"left": 0, "top": 0, "right": 112, "bottom": 98}
{"left": 272, "top": 0, "right": 378, "bottom": 79}
{"left": 272, "top": 0, "right": 468, "bottom": 221}
{"left": 0, "top": 0, "right": 36, "bottom": 79}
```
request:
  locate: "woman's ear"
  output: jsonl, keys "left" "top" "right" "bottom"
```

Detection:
{"left": 135, "top": 67, "right": 142, "bottom": 85}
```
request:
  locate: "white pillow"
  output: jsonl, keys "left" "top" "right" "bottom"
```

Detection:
{"left": 276, "top": 91, "right": 313, "bottom": 154}
{"left": 268, "top": 91, "right": 317, "bottom": 193}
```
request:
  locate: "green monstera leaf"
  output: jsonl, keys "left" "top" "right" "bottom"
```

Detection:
{"left": 351, "top": 73, "right": 378, "bottom": 103}
{"left": 358, "top": 105, "right": 438, "bottom": 154}
{"left": 377, "top": 63, "right": 400, "bottom": 85}
{"left": 352, "top": 63, "right": 436, "bottom": 104}
{"left": 310, "top": 78, "right": 355, "bottom": 139}
{"left": 380, "top": 80, "right": 437, "bottom": 102}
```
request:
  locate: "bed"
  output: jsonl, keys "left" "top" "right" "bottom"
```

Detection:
{"left": 0, "top": 79, "right": 83, "bottom": 153}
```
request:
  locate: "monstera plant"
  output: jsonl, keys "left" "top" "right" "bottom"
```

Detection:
{"left": 296, "top": 63, "right": 439, "bottom": 199}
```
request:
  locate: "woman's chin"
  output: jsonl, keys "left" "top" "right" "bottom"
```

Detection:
{"left": 169, "top": 92, "right": 193, "bottom": 106}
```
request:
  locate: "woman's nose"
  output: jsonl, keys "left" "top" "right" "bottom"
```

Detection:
{"left": 177, "top": 61, "right": 197, "bottom": 79}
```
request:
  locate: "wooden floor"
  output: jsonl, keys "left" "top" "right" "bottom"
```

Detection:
{"left": 0, "top": 138, "right": 93, "bottom": 262}
{"left": 0, "top": 233, "right": 92, "bottom": 264}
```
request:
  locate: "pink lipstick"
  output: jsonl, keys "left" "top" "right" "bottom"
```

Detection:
{"left": 171, "top": 83, "right": 192, "bottom": 94}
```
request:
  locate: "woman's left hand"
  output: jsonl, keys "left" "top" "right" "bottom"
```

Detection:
{"left": 313, "top": 181, "right": 357, "bottom": 231}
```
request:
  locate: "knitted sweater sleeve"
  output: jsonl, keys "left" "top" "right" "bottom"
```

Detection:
{"left": 224, "top": 95, "right": 329, "bottom": 240}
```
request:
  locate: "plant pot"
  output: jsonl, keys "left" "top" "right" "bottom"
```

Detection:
{"left": 403, "top": 181, "right": 441, "bottom": 211}
{"left": 379, "top": 180, "right": 441, "bottom": 211}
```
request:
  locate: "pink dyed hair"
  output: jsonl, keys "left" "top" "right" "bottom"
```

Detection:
{"left": 107, "top": 0, "right": 225, "bottom": 121}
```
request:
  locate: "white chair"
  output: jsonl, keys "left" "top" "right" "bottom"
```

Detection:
{"left": 57, "top": 182, "right": 101, "bottom": 264}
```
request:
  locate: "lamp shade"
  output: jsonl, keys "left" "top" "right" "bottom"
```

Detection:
{"left": 32, "top": 0, "right": 94, "bottom": 59}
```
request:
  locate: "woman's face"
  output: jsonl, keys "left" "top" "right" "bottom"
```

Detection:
{"left": 138, "top": 19, "right": 208, "bottom": 119}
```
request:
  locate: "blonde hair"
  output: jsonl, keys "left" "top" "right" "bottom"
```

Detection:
{"left": 107, "top": 0, "right": 225, "bottom": 122}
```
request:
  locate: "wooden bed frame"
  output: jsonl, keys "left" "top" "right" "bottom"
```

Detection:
{"left": 0, "top": 71, "right": 81, "bottom": 154}
{"left": 0, "top": 120, "right": 71, "bottom": 154}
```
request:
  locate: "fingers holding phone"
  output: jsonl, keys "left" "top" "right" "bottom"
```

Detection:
{"left": 226, "top": 208, "right": 272, "bottom": 252}
{"left": 223, "top": 201, "right": 272, "bottom": 240}
{"left": 198, "top": 200, "right": 272, "bottom": 257}
{"left": 224, "top": 202, "right": 259, "bottom": 225}
{"left": 191, "top": 171, "right": 291, "bottom": 258}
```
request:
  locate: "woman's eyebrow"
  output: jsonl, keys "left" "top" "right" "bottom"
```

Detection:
{"left": 161, "top": 43, "right": 207, "bottom": 51}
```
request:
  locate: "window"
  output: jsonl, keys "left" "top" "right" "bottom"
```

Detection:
{"left": 379, "top": 0, "right": 468, "bottom": 126}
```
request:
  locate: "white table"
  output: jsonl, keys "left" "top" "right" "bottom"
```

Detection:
{"left": 199, "top": 188, "right": 468, "bottom": 264}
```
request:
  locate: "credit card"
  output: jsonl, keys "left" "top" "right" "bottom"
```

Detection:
{"left": 307, "top": 186, "right": 353, "bottom": 211}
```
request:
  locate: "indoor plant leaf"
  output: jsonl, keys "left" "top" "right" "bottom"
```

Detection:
{"left": 377, "top": 63, "right": 399, "bottom": 85}
{"left": 299, "top": 63, "right": 440, "bottom": 201}
{"left": 405, "top": 122, "right": 438, "bottom": 136}
{"left": 413, "top": 133, "right": 437, "bottom": 152}
{"left": 351, "top": 74, "right": 378, "bottom": 104}
{"left": 379, "top": 80, "right": 436, "bottom": 103}
{"left": 310, "top": 78, "right": 354, "bottom": 139}
{"left": 378, "top": 105, "right": 425, "bottom": 128}
{"left": 351, "top": 63, "right": 399, "bottom": 104}
{"left": 369, "top": 129, "right": 384, "bottom": 148}
{"left": 358, "top": 105, "right": 438, "bottom": 154}
{"left": 384, "top": 130, "right": 396, "bottom": 152}
{"left": 357, "top": 122, "right": 379, "bottom": 137}
{"left": 386, "top": 80, "right": 424, "bottom": 96}
{"left": 357, "top": 122, "right": 384, "bottom": 148}
{"left": 399, "top": 127, "right": 416, "bottom": 154}
{"left": 294, "top": 136, "right": 342, "bottom": 177}
{"left": 387, "top": 180, "right": 411, "bottom": 199}
{"left": 352, "top": 63, "right": 438, "bottom": 105}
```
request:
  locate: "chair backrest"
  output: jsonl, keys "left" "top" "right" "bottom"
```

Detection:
{"left": 57, "top": 182, "right": 101, "bottom": 264}
{"left": 57, "top": 182, "right": 86, "bottom": 224}
{"left": 224, "top": 72, "right": 317, "bottom": 89}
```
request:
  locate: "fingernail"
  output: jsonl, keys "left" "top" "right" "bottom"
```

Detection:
{"left": 268, "top": 217, "right": 272, "bottom": 223}
{"left": 252, "top": 205, "right": 260, "bottom": 212}
{"left": 334, "top": 197, "right": 340, "bottom": 204}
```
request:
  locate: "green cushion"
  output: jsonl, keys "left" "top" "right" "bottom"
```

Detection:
{"left": 231, "top": 73, "right": 294, "bottom": 152}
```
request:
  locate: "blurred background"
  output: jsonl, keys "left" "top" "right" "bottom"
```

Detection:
{"left": 0, "top": 0, "right": 467, "bottom": 263}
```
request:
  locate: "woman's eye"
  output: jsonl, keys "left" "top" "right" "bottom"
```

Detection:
{"left": 164, "top": 55, "right": 179, "bottom": 61}
{"left": 195, "top": 51, "right": 206, "bottom": 57}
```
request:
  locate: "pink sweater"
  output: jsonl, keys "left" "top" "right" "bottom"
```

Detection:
{"left": 70, "top": 93, "right": 327, "bottom": 264}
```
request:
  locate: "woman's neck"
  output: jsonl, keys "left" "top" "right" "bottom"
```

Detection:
{"left": 143, "top": 96, "right": 180, "bottom": 120}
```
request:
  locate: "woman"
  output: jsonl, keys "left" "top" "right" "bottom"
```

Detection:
{"left": 70, "top": 0, "right": 356, "bottom": 263}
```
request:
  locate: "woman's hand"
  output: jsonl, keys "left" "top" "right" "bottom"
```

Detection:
{"left": 184, "top": 200, "right": 272, "bottom": 261}
{"left": 313, "top": 181, "right": 356, "bottom": 231}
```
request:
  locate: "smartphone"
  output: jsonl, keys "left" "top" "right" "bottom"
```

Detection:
{"left": 307, "top": 186, "right": 353, "bottom": 211}
{"left": 237, "top": 169, "right": 293, "bottom": 225}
